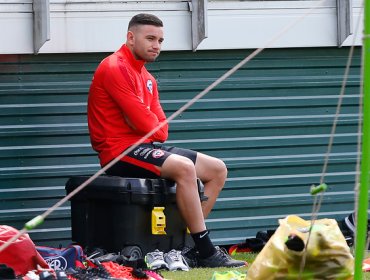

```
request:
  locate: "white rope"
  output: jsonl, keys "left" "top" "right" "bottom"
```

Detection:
{"left": 299, "top": 3, "right": 364, "bottom": 278}
{"left": 353, "top": 5, "right": 366, "bottom": 258}
{"left": 0, "top": 0, "right": 333, "bottom": 254}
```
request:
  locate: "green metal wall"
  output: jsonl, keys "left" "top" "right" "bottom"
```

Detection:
{"left": 0, "top": 47, "right": 361, "bottom": 247}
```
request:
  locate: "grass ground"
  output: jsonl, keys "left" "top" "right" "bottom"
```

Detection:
{"left": 161, "top": 252, "right": 370, "bottom": 280}
{"left": 161, "top": 252, "right": 254, "bottom": 280}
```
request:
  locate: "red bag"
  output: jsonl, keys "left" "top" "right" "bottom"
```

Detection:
{"left": 0, "top": 225, "right": 49, "bottom": 276}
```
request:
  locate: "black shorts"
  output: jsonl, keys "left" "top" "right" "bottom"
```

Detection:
{"left": 106, "top": 143, "right": 197, "bottom": 178}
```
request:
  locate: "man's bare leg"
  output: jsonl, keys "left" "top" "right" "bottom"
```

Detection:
{"left": 159, "top": 152, "right": 228, "bottom": 229}
{"left": 160, "top": 154, "right": 206, "bottom": 233}
{"left": 159, "top": 153, "right": 245, "bottom": 268}
{"left": 194, "top": 153, "right": 227, "bottom": 218}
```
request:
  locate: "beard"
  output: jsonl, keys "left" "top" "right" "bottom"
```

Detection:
{"left": 133, "top": 49, "right": 159, "bottom": 62}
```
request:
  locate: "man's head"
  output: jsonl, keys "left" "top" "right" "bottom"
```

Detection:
{"left": 126, "top": 13, "right": 164, "bottom": 62}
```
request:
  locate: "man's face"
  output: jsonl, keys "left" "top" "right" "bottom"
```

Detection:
{"left": 127, "top": 24, "right": 164, "bottom": 62}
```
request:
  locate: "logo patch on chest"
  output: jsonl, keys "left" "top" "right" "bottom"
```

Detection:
{"left": 146, "top": 79, "right": 153, "bottom": 94}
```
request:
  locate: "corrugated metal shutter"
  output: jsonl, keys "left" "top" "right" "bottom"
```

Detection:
{"left": 0, "top": 54, "right": 105, "bottom": 245}
{"left": 0, "top": 47, "right": 361, "bottom": 247}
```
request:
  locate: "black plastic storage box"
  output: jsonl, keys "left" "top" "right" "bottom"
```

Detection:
{"left": 65, "top": 175, "right": 205, "bottom": 258}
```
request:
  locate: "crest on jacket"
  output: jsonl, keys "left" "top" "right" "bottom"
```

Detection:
{"left": 146, "top": 80, "right": 153, "bottom": 94}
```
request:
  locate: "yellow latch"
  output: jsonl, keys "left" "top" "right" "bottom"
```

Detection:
{"left": 152, "top": 206, "right": 166, "bottom": 235}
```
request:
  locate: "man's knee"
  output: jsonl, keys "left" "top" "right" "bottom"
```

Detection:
{"left": 214, "top": 158, "right": 228, "bottom": 179}
{"left": 162, "top": 155, "right": 197, "bottom": 180}
{"left": 219, "top": 158, "right": 228, "bottom": 174}
{"left": 177, "top": 157, "right": 197, "bottom": 177}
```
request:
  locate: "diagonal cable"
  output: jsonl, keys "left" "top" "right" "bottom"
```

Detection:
{"left": 299, "top": 3, "right": 364, "bottom": 278}
{"left": 0, "top": 0, "right": 331, "bottom": 253}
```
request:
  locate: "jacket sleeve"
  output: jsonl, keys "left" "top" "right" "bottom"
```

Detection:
{"left": 148, "top": 80, "right": 169, "bottom": 142}
{"left": 103, "top": 58, "right": 168, "bottom": 142}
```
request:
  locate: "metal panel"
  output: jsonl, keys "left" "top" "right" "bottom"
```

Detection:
{"left": 337, "top": 0, "right": 353, "bottom": 46}
{"left": 0, "top": 53, "right": 104, "bottom": 246}
{"left": 33, "top": 0, "right": 50, "bottom": 54}
{"left": 0, "top": 47, "right": 361, "bottom": 247}
{"left": 190, "top": 0, "right": 208, "bottom": 51}
{"left": 1, "top": 0, "right": 363, "bottom": 54}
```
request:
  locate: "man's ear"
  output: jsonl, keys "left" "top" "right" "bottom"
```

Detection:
{"left": 126, "top": 31, "right": 134, "bottom": 45}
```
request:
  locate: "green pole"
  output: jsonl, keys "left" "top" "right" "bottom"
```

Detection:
{"left": 354, "top": 2, "right": 370, "bottom": 279}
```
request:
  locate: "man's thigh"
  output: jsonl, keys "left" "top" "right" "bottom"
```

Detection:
{"left": 106, "top": 143, "right": 197, "bottom": 178}
{"left": 194, "top": 152, "right": 225, "bottom": 182}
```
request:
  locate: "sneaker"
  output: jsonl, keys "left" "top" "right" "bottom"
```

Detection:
{"left": 181, "top": 246, "right": 199, "bottom": 268}
{"left": 344, "top": 213, "right": 355, "bottom": 233}
{"left": 164, "top": 249, "right": 189, "bottom": 271}
{"left": 198, "top": 246, "right": 247, "bottom": 268}
{"left": 228, "top": 238, "right": 265, "bottom": 255}
{"left": 145, "top": 249, "right": 169, "bottom": 270}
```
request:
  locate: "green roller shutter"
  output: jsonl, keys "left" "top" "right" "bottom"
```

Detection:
{"left": 0, "top": 47, "right": 361, "bottom": 246}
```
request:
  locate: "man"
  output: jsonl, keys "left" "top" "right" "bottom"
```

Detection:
{"left": 88, "top": 13, "right": 245, "bottom": 268}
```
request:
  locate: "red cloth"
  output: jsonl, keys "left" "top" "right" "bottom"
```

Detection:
{"left": 88, "top": 44, "right": 168, "bottom": 167}
{"left": 0, "top": 225, "right": 49, "bottom": 276}
{"left": 101, "top": 261, "right": 139, "bottom": 279}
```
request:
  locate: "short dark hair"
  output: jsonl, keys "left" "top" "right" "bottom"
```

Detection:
{"left": 128, "top": 13, "right": 163, "bottom": 30}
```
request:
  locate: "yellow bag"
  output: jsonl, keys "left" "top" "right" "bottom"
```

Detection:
{"left": 247, "top": 215, "right": 354, "bottom": 280}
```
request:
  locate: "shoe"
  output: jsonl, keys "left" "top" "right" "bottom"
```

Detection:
{"left": 198, "top": 246, "right": 247, "bottom": 268}
{"left": 145, "top": 249, "right": 169, "bottom": 270}
{"left": 228, "top": 238, "right": 265, "bottom": 255}
{"left": 343, "top": 212, "right": 370, "bottom": 233}
{"left": 256, "top": 229, "right": 275, "bottom": 242}
{"left": 92, "top": 252, "right": 120, "bottom": 263}
{"left": 228, "top": 243, "right": 252, "bottom": 255}
{"left": 345, "top": 235, "right": 354, "bottom": 247}
{"left": 181, "top": 246, "right": 199, "bottom": 268}
{"left": 164, "top": 249, "right": 189, "bottom": 271}
{"left": 344, "top": 213, "right": 355, "bottom": 233}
